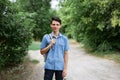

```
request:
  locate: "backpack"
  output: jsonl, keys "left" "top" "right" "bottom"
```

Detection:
{"left": 43, "top": 33, "right": 52, "bottom": 62}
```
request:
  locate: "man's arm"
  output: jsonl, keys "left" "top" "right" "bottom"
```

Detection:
{"left": 40, "top": 39, "right": 56, "bottom": 55}
{"left": 40, "top": 43, "right": 52, "bottom": 55}
{"left": 64, "top": 51, "right": 69, "bottom": 70}
{"left": 62, "top": 50, "right": 69, "bottom": 77}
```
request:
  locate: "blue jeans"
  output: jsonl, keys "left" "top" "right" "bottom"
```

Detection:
{"left": 44, "top": 69, "right": 63, "bottom": 80}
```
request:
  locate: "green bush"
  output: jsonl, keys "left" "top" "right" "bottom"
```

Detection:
{"left": 0, "top": 1, "right": 34, "bottom": 71}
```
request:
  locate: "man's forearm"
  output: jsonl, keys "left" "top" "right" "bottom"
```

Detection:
{"left": 62, "top": 51, "right": 69, "bottom": 78}
{"left": 40, "top": 39, "right": 56, "bottom": 55}
{"left": 64, "top": 51, "right": 68, "bottom": 70}
{"left": 40, "top": 44, "right": 52, "bottom": 55}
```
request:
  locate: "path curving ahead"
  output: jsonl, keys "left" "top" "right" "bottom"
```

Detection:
{"left": 28, "top": 40, "right": 120, "bottom": 80}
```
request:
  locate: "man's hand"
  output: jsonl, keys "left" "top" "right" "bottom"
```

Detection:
{"left": 62, "top": 69, "right": 67, "bottom": 78}
{"left": 50, "top": 39, "right": 56, "bottom": 45}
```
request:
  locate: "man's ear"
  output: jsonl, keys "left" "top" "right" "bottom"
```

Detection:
{"left": 50, "top": 24, "right": 52, "bottom": 27}
{"left": 60, "top": 25, "right": 62, "bottom": 28}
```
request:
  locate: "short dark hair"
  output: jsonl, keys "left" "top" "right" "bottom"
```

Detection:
{"left": 50, "top": 16, "right": 61, "bottom": 24}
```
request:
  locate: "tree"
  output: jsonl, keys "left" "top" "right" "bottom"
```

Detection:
{"left": 59, "top": 0, "right": 120, "bottom": 52}
{"left": 17, "top": 0, "right": 52, "bottom": 40}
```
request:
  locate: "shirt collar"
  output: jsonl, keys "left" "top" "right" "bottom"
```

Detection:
{"left": 51, "top": 32, "right": 62, "bottom": 38}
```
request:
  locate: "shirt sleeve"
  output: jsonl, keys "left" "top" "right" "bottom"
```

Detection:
{"left": 40, "top": 35, "right": 47, "bottom": 49}
{"left": 64, "top": 37, "right": 70, "bottom": 51}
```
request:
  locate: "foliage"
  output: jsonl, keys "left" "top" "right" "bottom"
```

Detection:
{"left": 59, "top": 0, "right": 120, "bottom": 52}
{"left": 17, "top": 0, "right": 52, "bottom": 40}
{"left": 0, "top": 0, "right": 34, "bottom": 71}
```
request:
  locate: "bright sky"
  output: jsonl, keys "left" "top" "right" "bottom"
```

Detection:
{"left": 9, "top": 0, "right": 16, "bottom": 2}
{"left": 50, "top": 0, "right": 60, "bottom": 10}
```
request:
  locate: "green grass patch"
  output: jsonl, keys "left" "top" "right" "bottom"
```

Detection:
{"left": 104, "top": 52, "right": 120, "bottom": 63}
{"left": 30, "top": 60, "right": 39, "bottom": 64}
{"left": 0, "top": 57, "right": 35, "bottom": 80}
{"left": 86, "top": 49, "right": 120, "bottom": 63}
{"left": 81, "top": 43, "right": 120, "bottom": 63}
{"left": 28, "top": 41, "right": 40, "bottom": 50}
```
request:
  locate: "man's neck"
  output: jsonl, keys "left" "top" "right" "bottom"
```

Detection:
{"left": 53, "top": 31, "right": 59, "bottom": 37}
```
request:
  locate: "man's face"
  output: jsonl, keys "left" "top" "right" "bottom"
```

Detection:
{"left": 50, "top": 20, "right": 61, "bottom": 32}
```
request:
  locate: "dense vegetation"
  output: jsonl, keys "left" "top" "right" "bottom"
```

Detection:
{"left": 1, "top": 0, "right": 120, "bottom": 72}
{"left": 17, "top": 0, "right": 53, "bottom": 40}
{"left": 58, "top": 0, "right": 120, "bottom": 53}
{"left": 0, "top": 0, "right": 35, "bottom": 71}
{"left": 0, "top": 0, "right": 52, "bottom": 71}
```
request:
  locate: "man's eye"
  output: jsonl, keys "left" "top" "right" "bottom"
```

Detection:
{"left": 52, "top": 24, "right": 55, "bottom": 26}
{"left": 52, "top": 24, "right": 60, "bottom": 26}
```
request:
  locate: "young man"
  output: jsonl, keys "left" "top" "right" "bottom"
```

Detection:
{"left": 40, "top": 16, "right": 69, "bottom": 80}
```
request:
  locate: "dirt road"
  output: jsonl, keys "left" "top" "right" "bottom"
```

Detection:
{"left": 28, "top": 40, "right": 120, "bottom": 80}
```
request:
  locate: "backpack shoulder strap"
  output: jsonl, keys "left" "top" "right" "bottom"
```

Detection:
{"left": 48, "top": 33, "right": 52, "bottom": 39}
